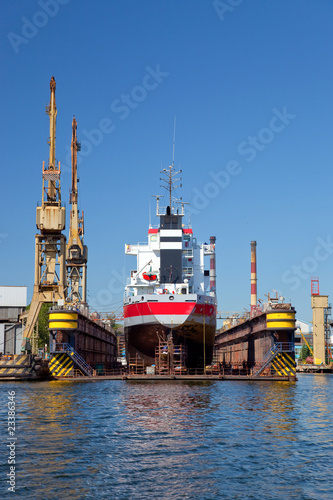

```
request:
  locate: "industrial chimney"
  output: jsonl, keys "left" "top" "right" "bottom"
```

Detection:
{"left": 210, "top": 236, "right": 216, "bottom": 294}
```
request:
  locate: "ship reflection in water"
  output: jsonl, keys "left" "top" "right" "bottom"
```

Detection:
{"left": 1, "top": 375, "right": 332, "bottom": 499}
{"left": 122, "top": 381, "right": 214, "bottom": 433}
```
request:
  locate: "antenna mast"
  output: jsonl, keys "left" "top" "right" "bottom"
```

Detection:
{"left": 159, "top": 117, "right": 182, "bottom": 212}
{"left": 172, "top": 115, "right": 176, "bottom": 166}
{"left": 160, "top": 164, "right": 182, "bottom": 211}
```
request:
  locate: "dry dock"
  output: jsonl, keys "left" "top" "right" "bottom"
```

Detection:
{"left": 51, "top": 374, "right": 295, "bottom": 382}
{"left": 214, "top": 302, "right": 297, "bottom": 379}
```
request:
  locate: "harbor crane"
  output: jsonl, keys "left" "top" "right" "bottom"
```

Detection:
{"left": 299, "top": 327, "right": 313, "bottom": 357}
{"left": 66, "top": 117, "right": 88, "bottom": 303}
{"left": 21, "top": 76, "right": 66, "bottom": 354}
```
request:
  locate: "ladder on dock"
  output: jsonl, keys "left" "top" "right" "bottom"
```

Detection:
{"left": 253, "top": 342, "right": 294, "bottom": 376}
{"left": 52, "top": 343, "right": 93, "bottom": 376}
{"left": 128, "top": 354, "right": 145, "bottom": 374}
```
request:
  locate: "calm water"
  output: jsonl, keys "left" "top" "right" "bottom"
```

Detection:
{"left": 1, "top": 374, "right": 332, "bottom": 499}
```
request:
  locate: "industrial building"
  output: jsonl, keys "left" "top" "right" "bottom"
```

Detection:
{"left": 0, "top": 286, "right": 27, "bottom": 356}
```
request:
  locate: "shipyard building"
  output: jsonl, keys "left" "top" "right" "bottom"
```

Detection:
{"left": 0, "top": 286, "right": 27, "bottom": 356}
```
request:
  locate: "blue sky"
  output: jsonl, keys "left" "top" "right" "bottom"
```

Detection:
{"left": 1, "top": 0, "right": 333, "bottom": 323}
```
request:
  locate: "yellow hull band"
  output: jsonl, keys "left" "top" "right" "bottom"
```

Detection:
{"left": 266, "top": 312, "right": 295, "bottom": 320}
{"left": 49, "top": 321, "right": 77, "bottom": 329}
{"left": 49, "top": 312, "right": 78, "bottom": 320}
{"left": 267, "top": 321, "right": 295, "bottom": 329}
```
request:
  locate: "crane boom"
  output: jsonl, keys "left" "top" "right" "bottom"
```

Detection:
{"left": 46, "top": 76, "right": 57, "bottom": 201}
{"left": 71, "top": 117, "right": 78, "bottom": 205}
{"left": 300, "top": 328, "right": 313, "bottom": 356}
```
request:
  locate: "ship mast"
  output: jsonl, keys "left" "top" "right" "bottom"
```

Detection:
{"left": 160, "top": 163, "right": 182, "bottom": 213}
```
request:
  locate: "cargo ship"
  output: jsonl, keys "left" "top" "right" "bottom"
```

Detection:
{"left": 123, "top": 163, "right": 217, "bottom": 368}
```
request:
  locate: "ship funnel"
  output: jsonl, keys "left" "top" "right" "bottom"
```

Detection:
{"left": 250, "top": 241, "right": 257, "bottom": 315}
{"left": 209, "top": 236, "right": 216, "bottom": 295}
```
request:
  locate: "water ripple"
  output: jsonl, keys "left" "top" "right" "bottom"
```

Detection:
{"left": 0, "top": 375, "right": 332, "bottom": 499}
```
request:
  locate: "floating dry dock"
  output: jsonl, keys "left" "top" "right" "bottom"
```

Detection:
{"left": 48, "top": 307, "right": 117, "bottom": 377}
{"left": 49, "top": 331, "right": 296, "bottom": 382}
{"left": 0, "top": 305, "right": 118, "bottom": 380}
{"left": 51, "top": 374, "right": 295, "bottom": 382}
{"left": 0, "top": 302, "right": 297, "bottom": 381}
{"left": 212, "top": 241, "right": 297, "bottom": 380}
{"left": 214, "top": 302, "right": 297, "bottom": 379}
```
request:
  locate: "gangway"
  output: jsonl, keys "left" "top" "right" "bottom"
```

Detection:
{"left": 51, "top": 343, "right": 93, "bottom": 376}
{"left": 253, "top": 342, "right": 294, "bottom": 376}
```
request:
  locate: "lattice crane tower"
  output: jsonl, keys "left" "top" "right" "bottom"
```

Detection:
{"left": 66, "top": 117, "right": 88, "bottom": 303}
{"left": 21, "top": 76, "right": 66, "bottom": 354}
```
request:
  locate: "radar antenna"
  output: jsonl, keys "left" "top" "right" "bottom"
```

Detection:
{"left": 160, "top": 164, "right": 182, "bottom": 210}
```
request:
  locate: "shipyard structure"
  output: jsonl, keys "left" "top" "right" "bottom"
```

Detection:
{"left": 0, "top": 78, "right": 300, "bottom": 381}
{"left": 0, "top": 77, "right": 117, "bottom": 380}
{"left": 214, "top": 242, "right": 297, "bottom": 379}
{"left": 294, "top": 278, "right": 333, "bottom": 372}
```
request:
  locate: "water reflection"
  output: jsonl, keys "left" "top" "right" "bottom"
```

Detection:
{"left": 295, "top": 374, "right": 333, "bottom": 443}
{"left": 0, "top": 376, "right": 332, "bottom": 500}
{"left": 121, "top": 381, "right": 214, "bottom": 433}
{"left": 11, "top": 381, "right": 101, "bottom": 499}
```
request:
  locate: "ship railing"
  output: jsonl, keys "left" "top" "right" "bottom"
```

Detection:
{"left": 156, "top": 206, "right": 184, "bottom": 216}
{"left": 49, "top": 304, "right": 81, "bottom": 313}
{"left": 275, "top": 342, "right": 295, "bottom": 352}
{"left": 129, "top": 242, "right": 149, "bottom": 247}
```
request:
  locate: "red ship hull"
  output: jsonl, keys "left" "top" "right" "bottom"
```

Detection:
{"left": 124, "top": 295, "right": 217, "bottom": 368}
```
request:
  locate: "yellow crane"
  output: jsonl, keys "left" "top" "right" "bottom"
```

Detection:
{"left": 21, "top": 76, "right": 66, "bottom": 354}
{"left": 299, "top": 327, "right": 313, "bottom": 357}
{"left": 66, "top": 117, "right": 88, "bottom": 303}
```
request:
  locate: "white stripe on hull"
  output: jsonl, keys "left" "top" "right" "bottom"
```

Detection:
{"left": 159, "top": 242, "right": 182, "bottom": 249}
{"left": 124, "top": 312, "right": 216, "bottom": 329}
{"left": 124, "top": 313, "right": 190, "bottom": 328}
{"left": 160, "top": 229, "right": 182, "bottom": 237}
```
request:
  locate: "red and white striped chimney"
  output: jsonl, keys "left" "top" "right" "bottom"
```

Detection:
{"left": 210, "top": 236, "right": 216, "bottom": 294}
{"left": 250, "top": 241, "right": 257, "bottom": 315}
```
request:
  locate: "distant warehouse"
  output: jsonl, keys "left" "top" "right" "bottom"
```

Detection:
{"left": 0, "top": 286, "right": 27, "bottom": 355}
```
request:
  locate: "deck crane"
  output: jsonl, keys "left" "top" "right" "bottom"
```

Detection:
{"left": 21, "top": 76, "right": 67, "bottom": 354}
{"left": 66, "top": 117, "right": 88, "bottom": 303}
